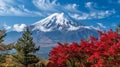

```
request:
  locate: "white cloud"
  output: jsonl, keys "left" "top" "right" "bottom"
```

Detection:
{"left": 32, "top": 0, "right": 81, "bottom": 16}
{"left": 97, "top": 23, "right": 106, "bottom": 28}
{"left": 70, "top": 13, "right": 89, "bottom": 20}
{"left": 85, "top": 2, "right": 94, "bottom": 9}
{"left": 85, "top": 2, "right": 99, "bottom": 10}
{"left": 97, "top": 10, "right": 115, "bottom": 18}
{"left": 70, "top": 9, "right": 115, "bottom": 20}
{"left": 3, "top": 23, "right": 11, "bottom": 30}
{"left": 0, "top": 0, "right": 116, "bottom": 20}
{"left": 0, "top": 0, "right": 42, "bottom": 16}
{"left": 69, "top": 2, "right": 115, "bottom": 20}
{"left": 65, "top": 4, "right": 79, "bottom": 10}
{"left": 13, "top": 24, "right": 26, "bottom": 32}
{"left": 32, "top": 0, "right": 58, "bottom": 11}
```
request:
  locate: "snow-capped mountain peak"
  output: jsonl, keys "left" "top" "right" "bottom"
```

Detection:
{"left": 32, "top": 13, "right": 80, "bottom": 32}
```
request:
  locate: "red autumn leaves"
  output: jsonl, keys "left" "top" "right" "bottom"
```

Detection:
{"left": 49, "top": 30, "right": 120, "bottom": 67}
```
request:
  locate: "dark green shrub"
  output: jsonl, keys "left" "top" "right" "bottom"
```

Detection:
{"left": 39, "top": 63, "right": 45, "bottom": 67}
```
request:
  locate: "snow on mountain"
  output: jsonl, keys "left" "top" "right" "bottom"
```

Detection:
{"left": 32, "top": 13, "right": 94, "bottom": 32}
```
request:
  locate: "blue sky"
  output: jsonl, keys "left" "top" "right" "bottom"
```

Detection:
{"left": 0, "top": 0, "right": 120, "bottom": 32}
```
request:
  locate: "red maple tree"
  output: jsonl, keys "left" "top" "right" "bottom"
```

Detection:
{"left": 49, "top": 30, "right": 120, "bottom": 67}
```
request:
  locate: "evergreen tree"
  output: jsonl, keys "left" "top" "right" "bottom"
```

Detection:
{"left": 0, "top": 30, "right": 6, "bottom": 63}
{"left": 14, "top": 28, "right": 40, "bottom": 67}
{"left": 0, "top": 30, "right": 9, "bottom": 51}
{"left": 0, "top": 30, "right": 14, "bottom": 53}
{"left": 0, "top": 30, "right": 6, "bottom": 44}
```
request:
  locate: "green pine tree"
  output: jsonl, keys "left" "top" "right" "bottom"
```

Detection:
{"left": 14, "top": 28, "right": 40, "bottom": 67}
{"left": 0, "top": 30, "right": 6, "bottom": 63}
{"left": 0, "top": 30, "right": 6, "bottom": 44}
{"left": 0, "top": 30, "right": 7, "bottom": 51}
{"left": 0, "top": 30, "right": 11, "bottom": 51}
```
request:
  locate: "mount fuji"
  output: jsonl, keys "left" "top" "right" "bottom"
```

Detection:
{"left": 5, "top": 13, "right": 99, "bottom": 47}
{"left": 31, "top": 13, "right": 81, "bottom": 32}
{"left": 29, "top": 13, "right": 99, "bottom": 46}
{"left": 31, "top": 13, "right": 95, "bottom": 32}
{"left": 4, "top": 13, "right": 99, "bottom": 59}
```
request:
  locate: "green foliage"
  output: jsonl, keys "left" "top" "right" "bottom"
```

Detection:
{"left": 15, "top": 28, "right": 39, "bottom": 55}
{"left": 14, "top": 54, "right": 39, "bottom": 65}
{"left": 0, "top": 55, "right": 6, "bottom": 63}
{"left": 39, "top": 63, "right": 45, "bottom": 67}
{"left": 0, "top": 30, "right": 14, "bottom": 54}
{"left": 0, "top": 30, "right": 6, "bottom": 51}
{"left": 14, "top": 28, "right": 40, "bottom": 67}
{"left": 0, "top": 30, "right": 6, "bottom": 43}
{"left": 6, "top": 43, "right": 14, "bottom": 50}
